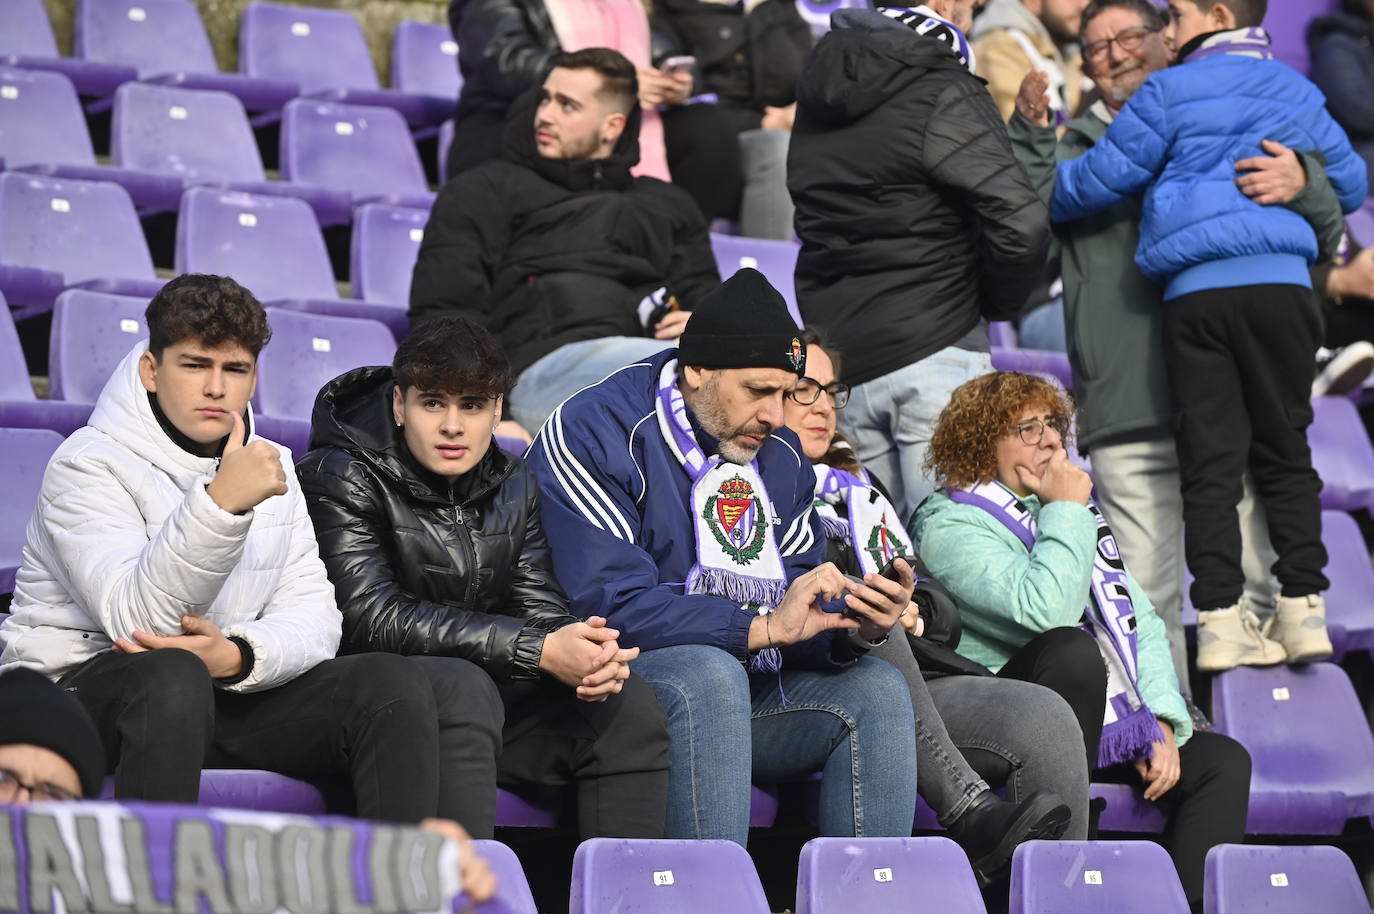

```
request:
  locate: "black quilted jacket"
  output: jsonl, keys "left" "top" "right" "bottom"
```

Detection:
{"left": 296, "top": 366, "right": 577, "bottom": 681}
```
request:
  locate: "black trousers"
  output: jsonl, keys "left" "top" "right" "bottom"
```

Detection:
{"left": 1163, "top": 283, "right": 1329, "bottom": 609}
{"left": 415, "top": 655, "right": 670, "bottom": 840}
{"left": 661, "top": 103, "right": 759, "bottom": 222}
{"left": 60, "top": 649, "right": 443, "bottom": 823}
{"left": 996, "top": 627, "right": 1108, "bottom": 778}
{"left": 996, "top": 630, "right": 1250, "bottom": 911}
{"left": 1096, "top": 731, "right": 1251, "bottom": 911}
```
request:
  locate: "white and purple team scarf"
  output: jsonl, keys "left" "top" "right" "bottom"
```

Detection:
{"left": 2, "top": 801, "right": 462, "bottom": 913}
{"left": 1182, "top": 26, "right": 1275, "bottom": 64}
{"left": 947, "top": 480, "right": 1163, "bottom": 767}
{"left": 813, "top": 463, "right": 914, "bottom": 575}
{"left": 878, "top": 4, "right": 977, "bottom": 73}
{"left": 656, "top": 360, "right": 788, "bottom": 673}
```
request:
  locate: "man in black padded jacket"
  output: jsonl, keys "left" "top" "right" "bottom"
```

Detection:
{"left": 787, "top": 0, "right": 1050, "bottom": 521}
{"left": 410, "top": 47, "right": 719, "bottom": 434}
{"left": 296, "top": 315, "right": 670, "bottom": 840}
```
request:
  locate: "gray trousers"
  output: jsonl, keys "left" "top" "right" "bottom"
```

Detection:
{"left": 1091, "top": 435, "right": 1277, "bottom": 697}
{"left": 869, "top": 636, "right": 1092, "bottom": 839}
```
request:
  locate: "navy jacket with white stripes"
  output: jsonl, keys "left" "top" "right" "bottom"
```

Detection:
{"left": 526, "top": 348, "right": 860, "bottom": 669}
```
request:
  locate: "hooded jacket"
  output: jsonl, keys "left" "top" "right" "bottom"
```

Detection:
{"left": 787, "top": 9, "right": 1049, "bottom": 388}
{"left": 409, "top": 87, "right": 720, "bottom": 380}
{"left": 0, "top": 343, "right": 340, "bottom": 691}
{"left": 295, "top": 367, "right": 578, "bottom": 681}
{"left": 449, "top": 0, "right": 561, "bottom": 121}
{"left": 970, "top": 0, "right": 1087, "bottom": 123}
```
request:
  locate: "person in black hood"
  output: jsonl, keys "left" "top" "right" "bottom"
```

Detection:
{"left": 787, "top": 0, "right": 1050, "bottom": 522}
{"left": 296, "top": 315, "right": 671, "bottom": 841}
{"left": 1308, "top": 0, "right": 1374, "bottom": 194}
{"left": 410, "top": 47, "right": 719, "bottom": 437}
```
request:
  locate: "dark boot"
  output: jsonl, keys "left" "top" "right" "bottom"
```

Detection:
{"left": 946, "top": 789, "right": 1071, "bottom": 887}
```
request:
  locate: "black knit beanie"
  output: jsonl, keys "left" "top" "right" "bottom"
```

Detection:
{"left": 677, "top": 268, "right": 806, "bottom": 376}
{"left": 0, "top": 667, "right": 106, "bottom": 798}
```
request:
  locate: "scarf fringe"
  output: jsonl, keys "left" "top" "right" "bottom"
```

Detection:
{"left": 690, "top": 567, "right": 789, "bottom": 609}
{"left": 1096, "top": 706, "right": 1164, "bottom": 768}
{"left": 818, "top": 513, "right": 851, "bottom": 542}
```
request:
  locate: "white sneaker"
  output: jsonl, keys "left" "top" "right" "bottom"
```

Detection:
{"left": 1270, "top": 594, "right": 1333, "bottom": 664}
{"left": 1312, "top": 342, "right": 1374, "bottom": 397}
{"left": 1196, "top": 600, "right": 1287, "bottom": 672}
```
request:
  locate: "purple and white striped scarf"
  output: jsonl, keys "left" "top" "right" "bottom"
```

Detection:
{"left": 878, "top": 4, "right": 976, "bottom": 73}
{"left": 947, "top": 481, "right": 1162, "bottom": 767}
{"left": 655, "top": 359, "right": 788, "bottom": 673}
{"left": 1182, "top": 26, "right": 1275, "bottom": 64}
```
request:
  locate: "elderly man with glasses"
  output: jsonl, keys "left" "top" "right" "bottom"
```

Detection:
{"left": 1006, "top": 0, "right": 1344, "bottom": 718}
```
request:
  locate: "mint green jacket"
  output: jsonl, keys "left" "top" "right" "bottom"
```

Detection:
{"left": 911, "top": 490, "right": 1193, "bottom": 748}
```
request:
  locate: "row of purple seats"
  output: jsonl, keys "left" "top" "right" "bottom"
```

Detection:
{"left": 1011, "top": 840, "right": 1368, "bottom": 914}
{"left": 1, "top": 0, "right": 461, "bottom": 131}
{"left": 0, "top": 173, "right": 425, "bottom": 322}
{"left": 0, "top": 69, "right": 434, "bottom": 226}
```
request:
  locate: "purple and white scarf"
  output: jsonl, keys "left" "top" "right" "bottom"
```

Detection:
{"left": 1182, "top": 26, "right": 1275, "bottom": 64}
{"left": 656, "top": 360, "right": 788, "bottom": 672}
{"left": 878, "top": 5, "right": 976, "bottom": 73}
{"left": 947, "top": 480, "right": 1162, "bottom": 767}
{"left": 813, "top": 463, "right": 914, "bottom": 575}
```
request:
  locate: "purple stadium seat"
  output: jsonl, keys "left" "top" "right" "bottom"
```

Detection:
{"left": 1203, "top": 843, "right": 1368, "bottom": 914}
{"left": 569, "top": 838, "right": 771, "bottom": 914}
{"left": 988, "top": 321, "right": 1018, "bottom": 348}
{"left": 1320, "top": 509, "right": 1374, "bottom": 657}
{"left": 494, "top": 435, "right": 528, "bottom": 459}
{"left": 0, "top": 172, "right": 166, "bottom": 319}
{"left": 112, "top": 82, "right": 353, "bottom": 226}
{"left": 98, "top": 770, "right": 328, "bottom": 814}
{"left": 710, "top": 234, "right": 801, "bottom": 326}
{"left": 280, "top": 98, "right": 437, "bottom": 217}
{"left": 350, "top": 203, "right": 427, "bottom": 311}
{"left": 990, "top": 346, "right": 1074, "bottom": 391}
{"left": 796, "top": 837, "right": 987, "bottom": 914}
{"left": 75, "top": 0, "right": 296, "bottom": 113}
{"left": 465, "top": 840, "right": 539, "bottom": 914}
{"left": 177, "top": 187, "right": 408, "bottom": 337}
{"left": 0, "top": 293, "right": 93, "bottom": 436}
{"left": 391, "top": 21, "right": 463, "bottom": 111}
{"left": 239, "top": 2, "right": 451, "bottom": 128}
{"left": 254, "top": 309, "right": 397, "bottom": 422}
{"left": 0, "top": 427, "right": 63, "bottom": 593}
{"left": 1212, "top": 663, "right": 1374, "bottom": 834}
{"left": 255, "top": 413, "right": 311, "bottom": 456}
{"left": 48, "top": 288, "right": 149, "bottom": 403}
{"left": 1091, "top": 782, "right": 1170, "bottom": 834}
{"left": 1010, "top": 839, "right": 1190, "bottom": 914}
{"left": 0, "top": 0, "right": 136, "bottom": 98}
{"left": 0, "top": 66, "right": 182, "bottom": 215}
{"left": 1266, "top": 0, "right": 1338, "bottom": 75}
{"left": 1310, "top": 395, "right": 1374, "bottom": 512}
{"left": 1347, "top": 202, "right": 1374, "bottom": 248}
{"left": 495, "top": 788, "right": 560, "bottom": 828}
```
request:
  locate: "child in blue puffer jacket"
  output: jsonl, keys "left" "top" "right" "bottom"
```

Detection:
{"left": 1049, "top": 0, "right": 1366, "bottom": 674}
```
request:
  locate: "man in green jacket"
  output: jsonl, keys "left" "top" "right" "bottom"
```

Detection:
{"left": 1005, "top": 0, "right": 1346, "bottom": 686}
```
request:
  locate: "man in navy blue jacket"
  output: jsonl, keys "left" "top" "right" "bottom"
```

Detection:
{"left": 527, "top": 269, "right": 920, "bottom": 844}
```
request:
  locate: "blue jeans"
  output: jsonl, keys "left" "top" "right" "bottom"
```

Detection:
{"left": 839, "top": 345, "right": 994, "bottom": 521}
{"left": 1017, "top": 296, "right": 1068, "bottom": 352}
{"left": 631, "top": 644, "right": 917, "bottom": 844}
{"left": 510, "top": 337, "right": 674, "bottom": 433}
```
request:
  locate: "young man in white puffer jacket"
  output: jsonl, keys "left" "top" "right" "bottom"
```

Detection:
{"left": 0, "top": 274, "right": 449, "bottom": 822}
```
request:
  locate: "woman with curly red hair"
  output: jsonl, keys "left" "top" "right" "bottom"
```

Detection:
{"left": 911, "top": 371, "right": 1250, "bottom": 912}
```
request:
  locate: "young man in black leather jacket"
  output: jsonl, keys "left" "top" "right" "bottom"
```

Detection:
{"left": 297, "top": 315, "right": 670, "bottom": 840}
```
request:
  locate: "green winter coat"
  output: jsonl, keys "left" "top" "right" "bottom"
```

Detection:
{"left": 911, "top": 489, "right": 1193, "bottom": 749}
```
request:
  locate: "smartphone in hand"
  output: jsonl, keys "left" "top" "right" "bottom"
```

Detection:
{"left": 661, "top": 55, "right": 696, "bottom": 76}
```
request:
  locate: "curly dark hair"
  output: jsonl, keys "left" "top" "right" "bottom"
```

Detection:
{"left": 145, "top": 273, "right": 272, "bottom": 359}
{"left": 925, "top": 372, "right": 1075, "bottom": 489}
{"left": 395, "top": 316, "right": 512, "bottom": 397}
